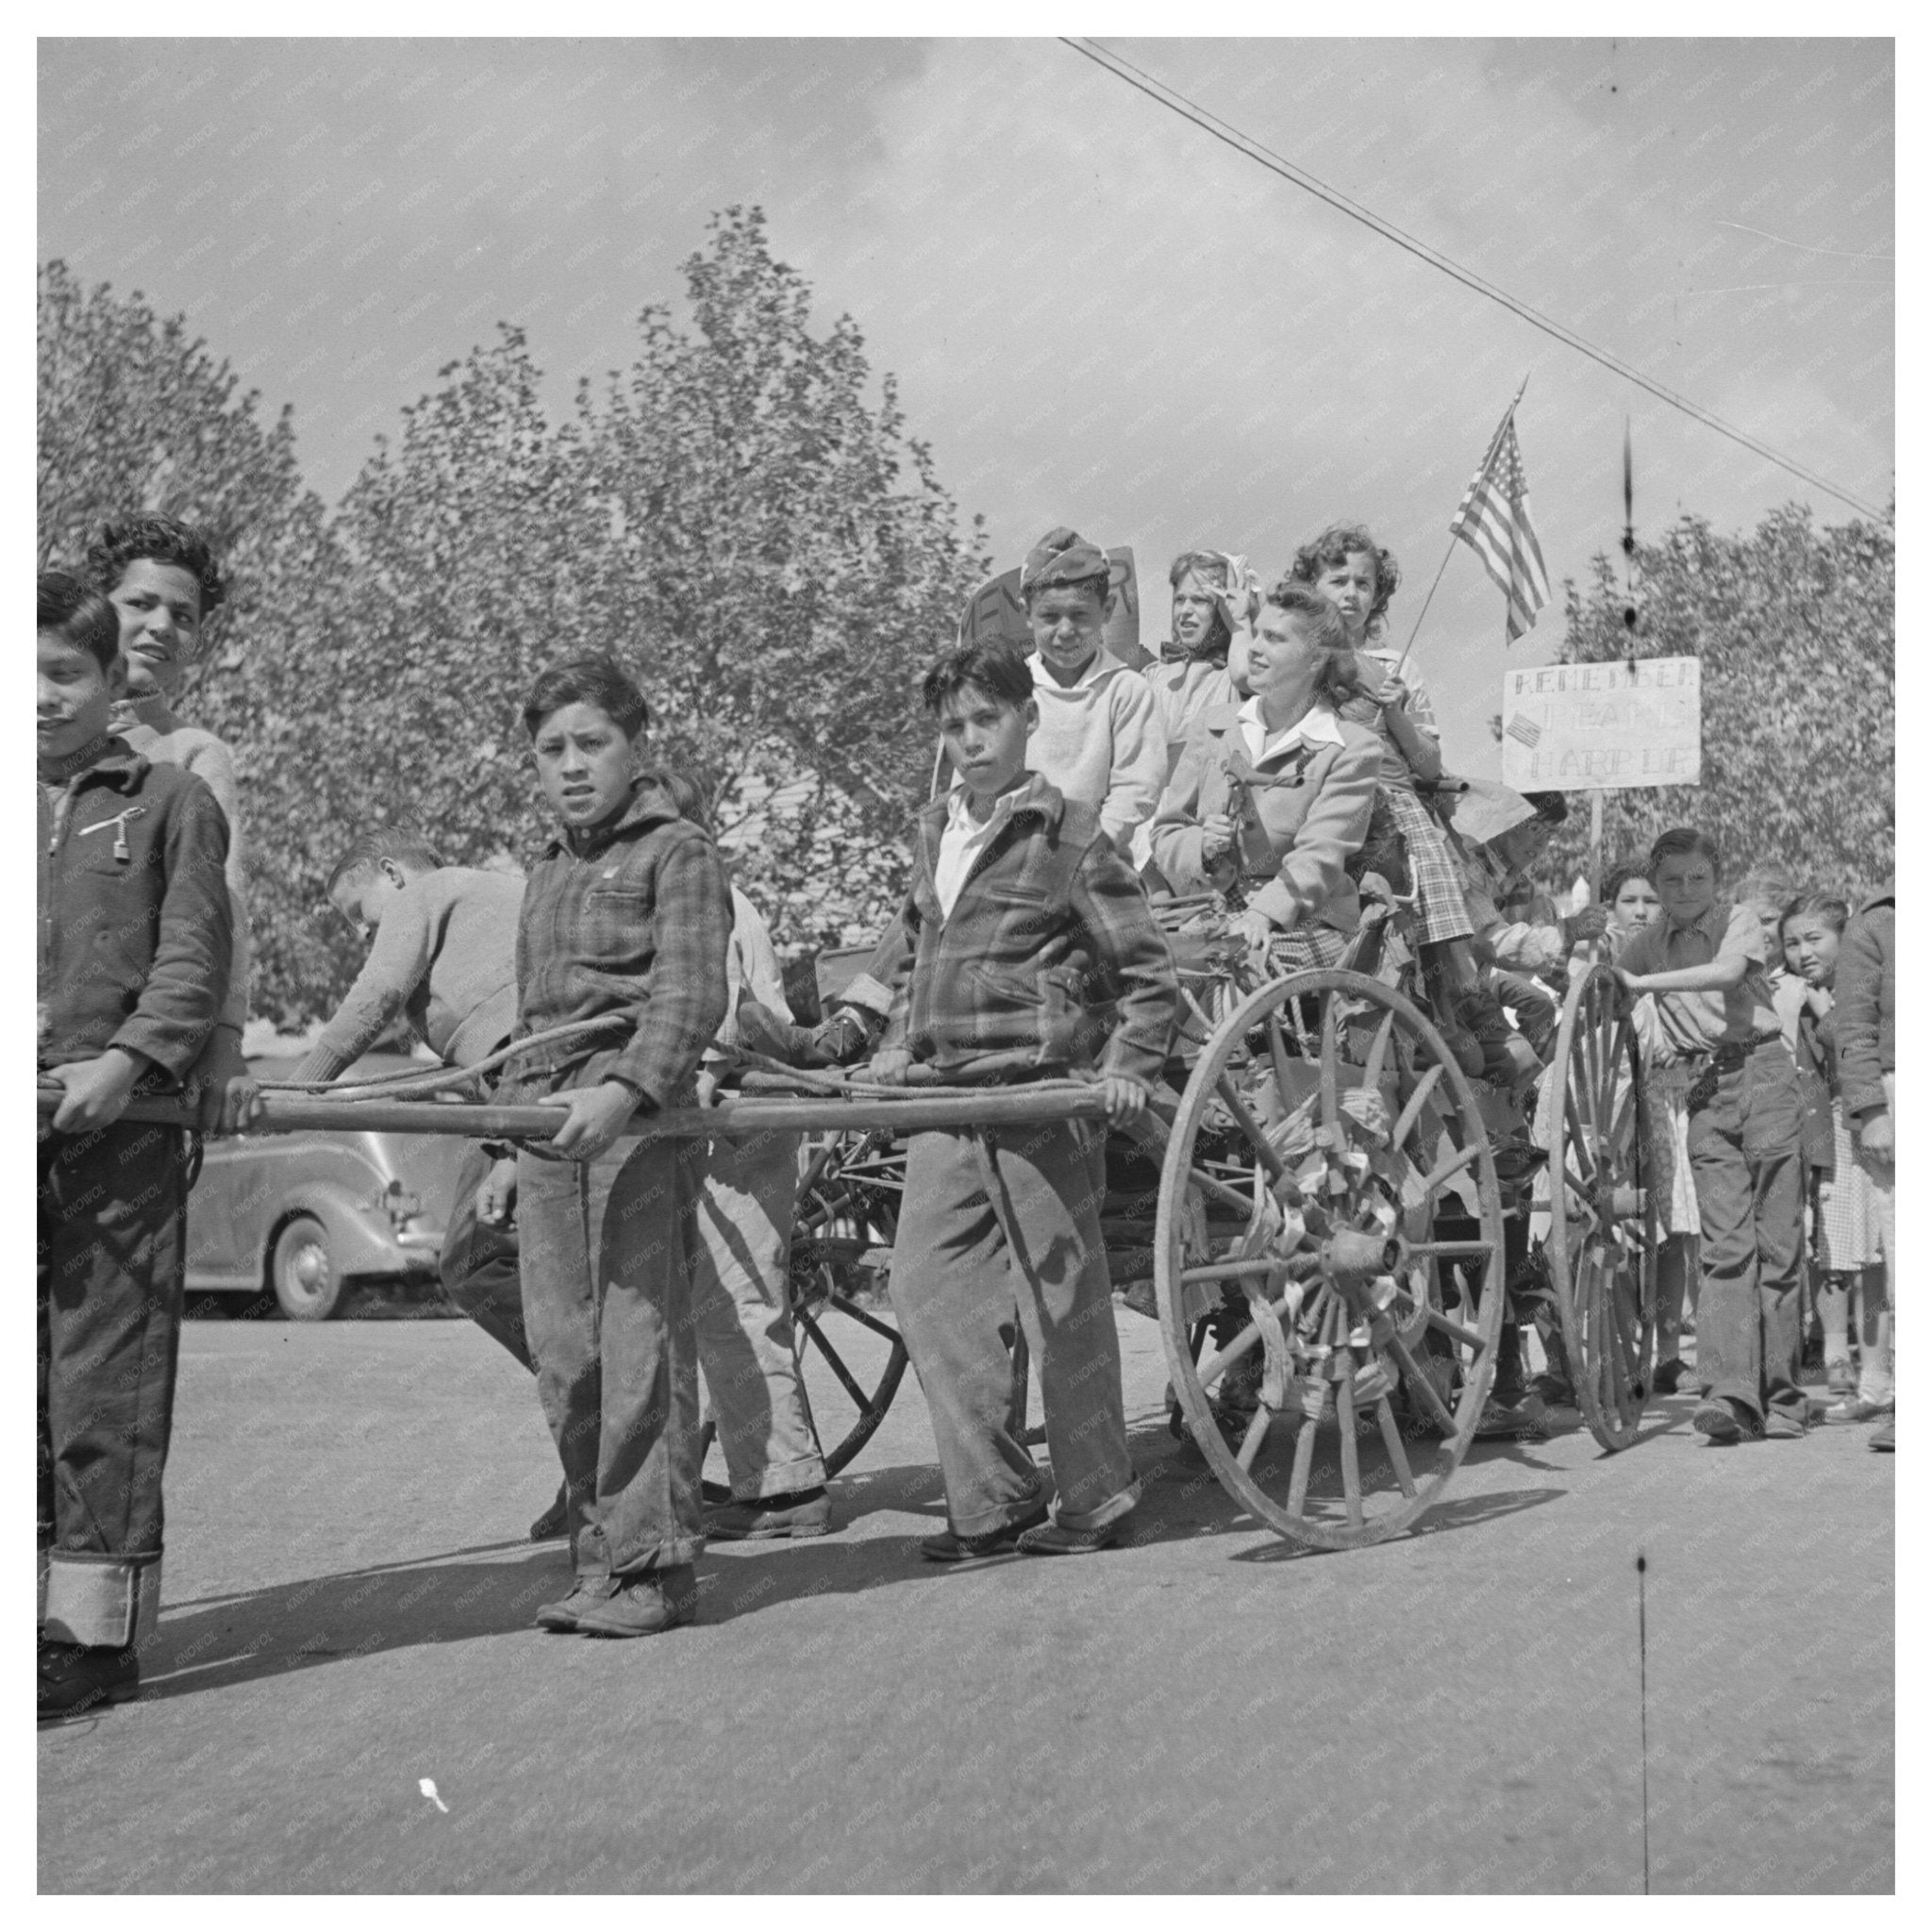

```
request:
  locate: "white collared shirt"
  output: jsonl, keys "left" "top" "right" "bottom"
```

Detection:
{"left": 1236, "top": 695, "right": 1344, "bottom": 765}
{"left": 934, "top": 786, "right": 1013, "bottom": 920}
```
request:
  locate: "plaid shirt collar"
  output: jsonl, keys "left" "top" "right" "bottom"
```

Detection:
{"left": 543, "top": 777, "right": 683, "bottom": 861}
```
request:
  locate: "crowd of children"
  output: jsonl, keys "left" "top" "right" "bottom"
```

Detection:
{"left": 36, "top": 508, "right": 1894, "bottom": 1714}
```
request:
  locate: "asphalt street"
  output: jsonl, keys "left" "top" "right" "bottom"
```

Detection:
{"left": 40, "top": 1311, "right": 1893, "bottom": 1893}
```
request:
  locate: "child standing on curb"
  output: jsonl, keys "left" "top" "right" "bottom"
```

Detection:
{"left": 1819, "top": 883, "right": 1895, "bottom": 1449}
{"left": 1616, "top": 828, "right": 1808, "bottom": 1443}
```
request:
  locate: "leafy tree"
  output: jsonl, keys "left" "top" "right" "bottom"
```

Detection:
{"left": 37, "top": 259, "right": 353, "bottom": 1021}
{"left": 268, "top": 208, "right": 989, "bottom": 1017}
{"left": 1543, "top": 504, "right": 1894, "bottom": 901}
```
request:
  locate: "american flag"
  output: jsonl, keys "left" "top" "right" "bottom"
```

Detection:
{"left": 1450, "top": 404, "right": 1551, "bottom": 643}
{"left": 1506, "top": 711, "right": 1542, "bottom": 748}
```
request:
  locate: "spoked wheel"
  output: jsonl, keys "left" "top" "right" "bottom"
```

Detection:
{"left": 700, "top": 1128, "right": 908, "bottom": 1498}
{"left": 784, "top": 1129, "right": 908, "bottom": 1477}
{"left": 1546, "top": 961, "right": 1657, "bottom": 1452}
{"left": 1154, "top": 969, "right": 1508, "bottom": 1550}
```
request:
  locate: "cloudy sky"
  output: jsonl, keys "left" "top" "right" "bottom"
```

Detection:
{"left": 38, "top": 36, "right": 1893, "bottom": 776}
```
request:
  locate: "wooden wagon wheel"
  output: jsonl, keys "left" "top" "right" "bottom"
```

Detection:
{"left": 1544, "top": 960, "right": 1657, "bottom": 1452}
{"left": 700, "top": 1126, "right": 908, "bottom": 1496}
{"left": 1154, "top": 969, "right": 1508, "bottom": 1550}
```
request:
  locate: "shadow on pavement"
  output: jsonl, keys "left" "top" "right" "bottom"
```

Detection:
{"left": 137, "top": 1543, "right": 574, "bottom": 1702}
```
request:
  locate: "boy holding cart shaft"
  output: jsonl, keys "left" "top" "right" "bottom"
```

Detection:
{"left": 866, "top": 640, "right": 1179, "bottom": 1559}
{"left": 38, "top": 573, "right": 233, "bottom": 1719}
{"left": 501, "top": 658, "right": 731, "bottom": 1638}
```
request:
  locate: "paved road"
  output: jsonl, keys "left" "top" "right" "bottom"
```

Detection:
{"left": 41, "top": 1314, "right": 1892, "bottom": 1892}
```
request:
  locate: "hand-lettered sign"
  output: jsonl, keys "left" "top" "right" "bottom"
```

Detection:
{"left": 1500, "top": 657, "right": 1701, "bottom": 791}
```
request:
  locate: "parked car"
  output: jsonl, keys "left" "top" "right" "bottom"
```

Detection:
{"left": 186, "top": 1053, "right": 469, "bottom": 1321}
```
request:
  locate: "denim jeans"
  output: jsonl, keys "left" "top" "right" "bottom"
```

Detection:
{"left": 691, "top": 1126, "right": 826, "bottom": 1499}
{"left": 38, "top": 1116, "right": 186, "bottom": 1647}
{"left": 441, "top": 1139, "right": 533, "bottom": 1372}
{"left": 517, "top": 1135, "right": 705, "bottom": 1575}
{"left": 1687, "top": 1041, "right": 1806, "bottom": 1423}
{"left": 891, "top": 1119, "right": 1140, "bottom": 1538}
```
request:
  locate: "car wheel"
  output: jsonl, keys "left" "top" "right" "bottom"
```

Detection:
{"left": 271, "top": 1215, "right": 341, "bottom": 1322}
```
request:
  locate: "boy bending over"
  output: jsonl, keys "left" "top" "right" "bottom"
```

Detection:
{"left": 868, "top": 641, "right": 1178, "bottom": 1558}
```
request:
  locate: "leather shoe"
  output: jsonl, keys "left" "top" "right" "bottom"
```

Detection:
{"left": 573, "top": 1566, "right": 699, "bottom": 1638}
{"left": 705, "top": 1488, "right": 832, "bottom": 1541}
{"left": 920, "top": 1505, "right": 1048, "bottom": 1564}
{"left": 39, "top": 1641, "right": 140, "bottom": 1720}
{"left": 1693, "top": 1397, "right": 1757, "bottom": 1444}
{"left": 1015, "top": 1517, "right": 1129, "bottom": 1556}
{"left": 1763, "top": 1407, "right": 1808, "bottom": 1440}
{"left": 533, "top": 1574, "right": 620, "bottom": 1633}
{"left": 1653, "top": 1358, "right": 1698, "bottom": 1396}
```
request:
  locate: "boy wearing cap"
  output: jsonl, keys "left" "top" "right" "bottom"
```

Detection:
{"left": 1015, "top": 526, "right": 1166, "bottom": 861}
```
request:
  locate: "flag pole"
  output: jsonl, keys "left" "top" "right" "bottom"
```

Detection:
{"left": 1394, "top": 374, "right": 1532, "bottom": 675}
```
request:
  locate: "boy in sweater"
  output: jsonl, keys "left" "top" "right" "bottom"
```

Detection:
{"left": 89, "top": 513, "right": 257, "bottom": 1135}
{"left": 866, "top": 640, "right": 1178, "bottom": 1558}
{"left": 38, "top": 573, "right": 233, "bottom": 1717}
{"left": 1018, "top": 526, "right": 1166, "bottom": 860}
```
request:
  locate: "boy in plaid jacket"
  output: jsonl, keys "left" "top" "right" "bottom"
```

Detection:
{"left": 867, "top": 640, "right": 1179, "bottom": 1558}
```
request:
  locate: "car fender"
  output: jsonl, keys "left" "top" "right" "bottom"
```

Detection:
{"left": 268, "top": 1183, "right": 437, "bottom": 1279}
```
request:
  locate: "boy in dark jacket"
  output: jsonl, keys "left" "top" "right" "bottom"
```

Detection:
{"left": 38, "top": 573, "right": 233, "bottom": 1718}
{"left": 867, "top": 641, "right": 1179, "bottom": 1558}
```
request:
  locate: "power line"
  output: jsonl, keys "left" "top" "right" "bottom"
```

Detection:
{"left": 1062, "top": 36, "right": 1890, "bottom": 524}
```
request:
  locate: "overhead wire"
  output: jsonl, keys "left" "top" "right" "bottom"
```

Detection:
{"left": 1061, "top": 36, "right": 1890, "bottom": 524}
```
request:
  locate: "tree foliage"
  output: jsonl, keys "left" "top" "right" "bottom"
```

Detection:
{"left": 1543, "top": 504, "right": 1894, "bottom": 901}
{"left": 38, "top": 213, "right": 990, "bottom": 1024}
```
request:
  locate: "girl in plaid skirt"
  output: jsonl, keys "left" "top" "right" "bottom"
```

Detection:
{"left": 1291, "top": 525, "right": 1526, "bottom": 1085}
{"left": 1785, "top": 893, "right": 1891, "bottom": 1411}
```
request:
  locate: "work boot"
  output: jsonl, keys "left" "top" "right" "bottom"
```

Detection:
{"left": 572, "top": 1566, "right": 699, "bottom": 1638}
{"left": 533, "top": 1574, "right": 621, "bottom": 1633}
{"left": 38, "top": 1641, "right": 140, "bottom": 1721}
{"left": 705, "top": 1487, "right": 832, "bottom": 1541}
{"left": 1692, "top": 1396, "right": 1758, "bottom": 1444}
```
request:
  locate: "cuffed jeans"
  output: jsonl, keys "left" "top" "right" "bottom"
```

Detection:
{"left": 691, "top": 1127, "right": 826, "bottom": 1500}
{"left": 892, "top": 1119, "right": 1140, "bottom": 1538}
{"left": 517, "top": 1136, "right": 705, "bottom": 1576}
{"left": 1687, "top": 1041, "right": 1806, "bottom": 1424}
{"left": 441, "top": 1139, "right": 534, "bottom": 1371}
{"left": 38, "top": 1118, "right": 186, "bottom": 1649}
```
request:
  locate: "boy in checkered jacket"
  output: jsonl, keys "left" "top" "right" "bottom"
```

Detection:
{"left": 864, "top": 640, "right": 1179, "bottom": 1560}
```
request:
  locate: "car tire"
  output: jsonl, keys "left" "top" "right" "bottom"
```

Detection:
{"left": 271, "top": 1215, "right": 341, "bottom": 1322}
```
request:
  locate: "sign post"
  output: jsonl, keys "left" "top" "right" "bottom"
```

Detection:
{"left": 1500, "top": 656, "right": 1703, "bottom": 895}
